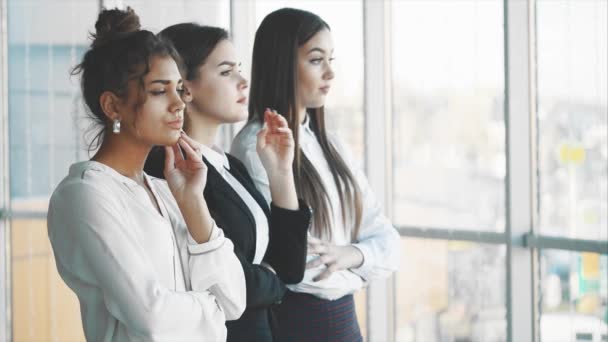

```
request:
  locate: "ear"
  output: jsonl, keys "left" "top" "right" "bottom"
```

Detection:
{"left": 99, "top": 91, "right": 123, "bottom": 121}
{"left": 182, "top": 81, "right": 194, "bottom": 104}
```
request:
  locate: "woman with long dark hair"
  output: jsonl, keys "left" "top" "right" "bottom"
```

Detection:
{"left": 144, "top": 23, "right": 311, "bottom": 342}
{"left": 231, "top": 7, "right": 400, "bottom": 342}
{"left": 47, "top": 8, "right": 245, "bottom": 341}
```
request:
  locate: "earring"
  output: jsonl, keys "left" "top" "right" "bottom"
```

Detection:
{"left": 112, "top": 119, "right": 121, "bottom": 134}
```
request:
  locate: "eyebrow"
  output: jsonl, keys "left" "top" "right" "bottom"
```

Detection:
{"left": 217, "top": 61, "right": 240, "bottom": 67}
{"left": 307, "top": 47, "right": 333, "bottom": 54}
{"left": 148, "top": 79, "right": 183, "bottom": 85}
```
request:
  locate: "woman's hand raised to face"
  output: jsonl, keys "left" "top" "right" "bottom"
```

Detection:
{"left": 256, "top": 109, "right": 295, "bottom": 178}
{"left": 164, "top": 131, "right": 208, "bottom": 204}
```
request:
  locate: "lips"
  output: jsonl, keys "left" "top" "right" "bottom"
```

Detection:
{"left": 167, "top": 118, "right": 183, "bottom": 130}
{"left": 320, "top": 85, "right": 330, "bottom": 94}
{"left": 237, "top": 96, "right": 248, "bottom": 104}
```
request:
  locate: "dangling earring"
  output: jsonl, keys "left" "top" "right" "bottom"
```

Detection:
{"left": 112, "top": 119, "right": 121, "bottom": 134}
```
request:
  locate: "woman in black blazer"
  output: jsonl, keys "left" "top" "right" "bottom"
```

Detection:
{"left": 144, "top": 24, "right": 311, "bottom": 342}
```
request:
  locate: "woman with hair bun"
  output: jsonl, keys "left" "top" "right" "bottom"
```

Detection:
{"left": 47, "top": 7, "right": 245, "bottom": 341}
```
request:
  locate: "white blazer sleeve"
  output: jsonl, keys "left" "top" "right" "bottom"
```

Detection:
{"left": 48, "top": 181, "right": 245, "bottom": 340}
{"left": 158, "top": 181, "right": 246, "bottom": 321}
{"left": 330, "top": 135, "right": 401, "bottom": 281}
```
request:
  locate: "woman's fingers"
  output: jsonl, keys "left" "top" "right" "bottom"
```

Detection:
{"left": 164, "top": 145, "right": 175, "bottom": 173}
{"left": 179, "top": 131, "right": 201, "bottom": 149}
{"left": 172, "top": 143, "right": 185, "bottom": 163}
{"left": 178, "top": 138, "right": 202, "bottom": 164}
{"left": 314, "top": 264, "right": 338, "bottom": 282}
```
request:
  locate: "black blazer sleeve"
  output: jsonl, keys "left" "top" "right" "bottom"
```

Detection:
{"left": 263, "top": 202, "right": 311, "bottom": 284}
{"left": 232, "top": 244, "right": 287, "bottom": 309}
{"left": 228, "top": 156, "right": 312, "bottom": 284}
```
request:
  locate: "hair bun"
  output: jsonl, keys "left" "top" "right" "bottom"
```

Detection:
{"left": 92, "top": 6, "right": 141, "bottom": 48}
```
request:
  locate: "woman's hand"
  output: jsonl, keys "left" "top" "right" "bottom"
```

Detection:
{"left": 164, "top": 131, "right": 207, "bottom": 204}
{"left": 256, "top": 108, "right": 294, "bottom": 177}
{"left": 306, "top": 236, "right": 364, "bottom": 282}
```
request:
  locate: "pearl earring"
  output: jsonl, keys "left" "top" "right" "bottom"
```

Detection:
{"left": 112, "top": 119, "right": 121, "bottom": 134}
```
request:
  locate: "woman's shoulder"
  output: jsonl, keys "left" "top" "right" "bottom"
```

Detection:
{"left": 51, "top": 161, "right": 121, "bottom": 203}
{"left": 231, "top": 120, "right": 262, "bottom": 153}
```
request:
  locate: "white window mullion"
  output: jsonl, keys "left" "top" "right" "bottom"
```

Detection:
{"left": 363, "top": 0, "right": 394, "bottom": 341}
{"left": 504, "top": 0, "right": 539, "bottom": 341}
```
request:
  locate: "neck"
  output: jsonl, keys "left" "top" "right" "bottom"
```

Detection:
{"left": 91, "top": 133, "right": 150, "bottom": 184}
{"left": 185, "top": 108, "right": 221, "bottom": 147}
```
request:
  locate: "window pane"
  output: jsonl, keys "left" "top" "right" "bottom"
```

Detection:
{"left": 391, "top": 1, "right": 505, "bottom": 231}
{"left": 396, "top": 237, "right": 506, "bottom": 342}
{"left": 254, "top": 0, "right": 365, "bottom": 165}
{"left": 124, "top": 0, "right": 230, "bottom": 32}
{"left": 8, "top": 1, "right": 97, "bottom": 339}
{"left": 8, "top": 0, "right": 97, "bottom": 199}
{"left": 537, "top": 0, "right": 608, "bottom": 240}
{"left": 540, "top": 250, "right": 608, "bottom": 342}
{"left": 11, "top": 219, "right": 84, "bottom": 341}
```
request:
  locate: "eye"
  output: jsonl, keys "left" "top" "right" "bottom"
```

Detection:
{"left": 149, "top": 90, "right": 166, "bottom": 96}
{"left": 310, "top": 58, "right": 323, "bottom": 65}
{"left": 220, "top": 69, "right": 232, "bottom": 76}
{"left": 177, "top": 88, "right": 185, "bottom": 95}
{"left": 329, "top": 57, "right": 335, "bottom": 64}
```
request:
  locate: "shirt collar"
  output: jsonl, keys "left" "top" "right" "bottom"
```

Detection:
{"left": 200, "top": 144, "right": 230, "bottom": 171}
{"left": 300, "top": 113, "right": 314, "bottom": 136}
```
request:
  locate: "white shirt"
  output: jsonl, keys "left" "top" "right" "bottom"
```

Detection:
{"left": 231, "top": 116, "right": 400, "bottom": 300}
{"left": 201, "top": 144, "right": 270, "bottom": 264}
{"left": 47, "top": 161, "right": 246, "bottom": 342}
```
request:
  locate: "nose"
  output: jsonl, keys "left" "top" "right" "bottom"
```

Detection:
{"left": 238, "top": 74, "right": 248, "bottom": 91}
{"left": 323, "top": 63, "right": 335, "bottom": 81}
{"left": 170, "top": 90, "right": 185, "bottom": 115}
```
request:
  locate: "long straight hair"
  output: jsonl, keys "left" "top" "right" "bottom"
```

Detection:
{"left": 248, "top": 8, "right": 362, "bottom": 241}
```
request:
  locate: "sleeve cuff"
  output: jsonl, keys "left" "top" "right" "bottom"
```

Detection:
{"left": 270, "top": 199, "right": 313, "bottom": 229}
{"left": 350, "top": 243, "right": 373, "bottom": 281}
{"left": 187, "top": 221, "right": 226, "bottom": 255}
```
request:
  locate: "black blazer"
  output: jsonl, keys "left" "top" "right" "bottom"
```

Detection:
{"left": 144, "top": 147, "right": 311, "bottom": 342}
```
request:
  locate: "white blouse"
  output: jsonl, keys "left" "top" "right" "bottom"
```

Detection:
{"left": 200, "top": 144, "right": 270, "bottom": 264}
{"left": 47, "top": 161, "right": 246, "bottom": 342}
{"left": 231, "top": 116, "right": 400, "bottom": 301}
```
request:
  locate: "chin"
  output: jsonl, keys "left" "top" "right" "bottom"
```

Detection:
{"left": 157, "top": 131, "right": 181, "bottom": 146}
{"left": 227, "top": 110, "right": 248, "bottom": 123}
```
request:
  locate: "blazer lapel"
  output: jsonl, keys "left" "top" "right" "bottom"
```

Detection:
{"left": 226, "top": 157, "right": 271, "bottom": 218}
{"left": 203, "top": 157, "right": 257, "bottom": 228}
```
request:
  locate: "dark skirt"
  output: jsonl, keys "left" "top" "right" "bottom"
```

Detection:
{"left": 273, "top": 291, "right": 363, "bottom": 342}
